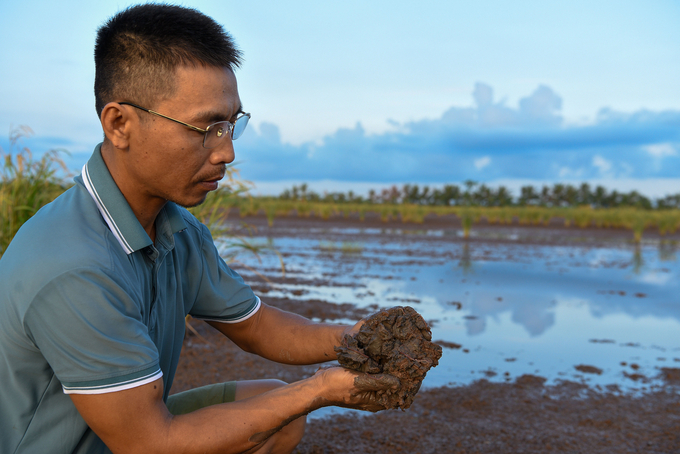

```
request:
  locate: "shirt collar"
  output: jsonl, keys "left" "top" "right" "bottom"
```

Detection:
{"left": 76, "top": 143, "right": 188, "bottom": 255}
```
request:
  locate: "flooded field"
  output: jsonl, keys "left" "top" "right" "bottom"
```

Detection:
{"left": 223, "top": 216, "right": 680, "bottom": 395}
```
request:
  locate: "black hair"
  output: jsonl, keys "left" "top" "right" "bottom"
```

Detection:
{"left": 94, "top": 3, "right": 242, "bottom": 116}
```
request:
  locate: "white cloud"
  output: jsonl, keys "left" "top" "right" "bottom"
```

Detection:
{"left": 235, "top": 83, "right": 680, "bottom": 183}
{"left": 619, "top": 162, "right": 634, "bottom": 177}
{"left": 592, "top": 155, "right": 612, "bottom": 174}
{"left": 473, "top": 82, "right": 494, "bottom": 108}
{"left": 474, "top": 156, "right": 491, "bottom": 170}
{"left": 637, "top": 272, "right": 673, "bottom": 286}
{"left": 519, "top": 85, "right": 563, "bottom": 123}
{"left": 558, "top": 166, "right": 583, "bottom": 178}
{"left": 644, "top": 143, "right": 677, "bottom": 158}
{"left": 258, "top": 122, "right": 281, "bottom": 143}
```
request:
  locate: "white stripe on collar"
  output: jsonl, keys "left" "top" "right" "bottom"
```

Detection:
{"left": 81, "top": 163, "right": 135, "bottom": 255}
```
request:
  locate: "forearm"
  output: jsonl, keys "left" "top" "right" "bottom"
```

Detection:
{"left": 73, "top": 377, "right": 328, "bottom": 454}
{"left": 165, "top": 366, "right": 396, "bottom": 454}
{"left": 72, "top": 367, "right": 396, "bottom": 454}
{"left": 165, "top": 378, "right": 323, "bottom": 454}
{"left": 210, "top": 303, "right": 348, "bottom": 364}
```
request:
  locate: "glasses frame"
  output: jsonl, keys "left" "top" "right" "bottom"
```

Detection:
{"left": 119, "top": 102, "right": 250, "bottom": 148}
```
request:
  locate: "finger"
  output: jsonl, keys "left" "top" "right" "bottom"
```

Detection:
{"left": 353, "top": 373, "right": 400, "bottom": 392}
{"left": 343, "top": 318, "right": 365, "bottom": 337}
{"left": 341, "top": 391, "right": 387, "bottom": 412}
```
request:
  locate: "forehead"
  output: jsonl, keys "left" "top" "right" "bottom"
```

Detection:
{"left": 162, "top": 65, "right": 240, "bottom": 120}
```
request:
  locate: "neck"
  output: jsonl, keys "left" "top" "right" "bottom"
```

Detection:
{"left": 100, "top": 141, "right": 165, "bottom": 242}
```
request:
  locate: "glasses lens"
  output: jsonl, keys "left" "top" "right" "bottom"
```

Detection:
{"left": 203, "top": 122, "right": 231, "bottom": 148}
{"left": 202, "top": 114, "right": 250, "bottom": 148}
{"left": 232, "top": 114, "right": 250, "bottom": 140}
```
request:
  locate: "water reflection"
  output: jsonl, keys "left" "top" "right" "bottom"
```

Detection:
{"left": 458, "top": 242, "right": 474, "bottom": 274}
{"left": 319, "top": 241, "right": 364, "bottom": 256}
{"left": 230, "top": 225, "right": 680, "bottom": 390}
{"left": 511, "top": 302, "right": 556, "bottom": 337}
{"left": 659, "top": 240, "right": 678, "bottom": 262}
{"left": 632, "top": 245, "right": 644, "bottom": 274}
{"left": 456, "top": 290, "right": 557, "bottom": 337}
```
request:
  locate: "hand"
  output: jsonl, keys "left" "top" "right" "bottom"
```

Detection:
{"left": 340, "top": 316, "right": 365, "bottom": 340}
{"left": 312, "top": 366, "right": 400, "bottom": 413}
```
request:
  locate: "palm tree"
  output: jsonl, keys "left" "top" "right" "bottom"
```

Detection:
{"left": 540, "top": 186, "right": 551, "bottom": 207}
{"left": 593, "top": 186, "right": 608, "bottom": 208}
{"left": 299, "top": 183, "right": 308, "bottom": 200}
{"left": 496, "top": 185, "right": 513, "bottom": 206}
{"left": 519, "top": 186, "right": 538, "bottom": 206}
{"left": 441, "top": 184, "right": 461, "bottom": 206}
{"left": 368, "top": 189, "right": 377, "bottom": 204}
{"left": 421, "top": 186, "right": 432, "bottom": 205}
{"left": 564, "top": 184, "right": 579, "bottom": 207}
{"left": 578, "top": 182, "right": 591, "bottom": 206}
{"left": 462, "top": 180, "right": 477, "bottom": 206}
{"left": 551, "top": 183, "right": 565, "bottom": 207}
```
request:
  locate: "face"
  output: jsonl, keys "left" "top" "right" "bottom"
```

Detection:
{"left": 125, "top": 65, "right": 241, "bottom": 209}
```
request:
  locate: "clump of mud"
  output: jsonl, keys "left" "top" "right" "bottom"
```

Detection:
{"left": 335, "top": 306, "right": 443, "bottom": 410}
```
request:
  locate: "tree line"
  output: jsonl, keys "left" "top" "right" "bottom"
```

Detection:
{"left": 278, "top": 181, "right": 680, "bottom": 210}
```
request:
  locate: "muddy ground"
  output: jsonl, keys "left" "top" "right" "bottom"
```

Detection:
{"left": 173, "top": 214, "right": 680, "bottom": 453}
{"left": 174, "top": 318, "right": 680, "bottom": 454}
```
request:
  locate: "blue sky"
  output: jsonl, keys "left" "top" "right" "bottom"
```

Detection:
{"left": 1, "top": 1, "right": 679, "bottom": 197}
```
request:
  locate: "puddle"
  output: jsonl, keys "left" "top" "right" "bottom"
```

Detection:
{"left": 219, "top": 224, "right": 680, "bottom": 398}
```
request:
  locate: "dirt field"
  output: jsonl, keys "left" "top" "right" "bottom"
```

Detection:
{"left": 172, "top": 214, "right": 680, "bottom": 453}
{"left": 173, "top": 317, "right": 679, "bottom": 454}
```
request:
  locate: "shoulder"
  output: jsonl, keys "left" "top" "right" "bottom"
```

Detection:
{"left": 13, "top": 184, "right": 120, "bottom": 262}
{"left": 177, "top": 206, "right": 212, "bottom": 237}
{"left": 172, "top": 205, "right": 216, "bottom": 251}
{"left": 0, "top": 185, "right": 131, "bottom": 309}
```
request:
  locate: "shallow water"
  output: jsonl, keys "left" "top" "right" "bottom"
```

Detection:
{"left": 223, "top": 223, "right": 680, "bottom": 396}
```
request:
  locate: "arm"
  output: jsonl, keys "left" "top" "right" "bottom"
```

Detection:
{"left": 207, "top": 302, "right": 359, "bottom": 365}
{"left": 70, "top": 366, "right": 394, "bottom": 454}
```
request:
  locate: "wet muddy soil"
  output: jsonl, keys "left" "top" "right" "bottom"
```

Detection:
{"left": 297, "top": 376, "right": 680, "bottom": 454}
{"left": 335, "top": 306, "right": 442, "bottom": 409}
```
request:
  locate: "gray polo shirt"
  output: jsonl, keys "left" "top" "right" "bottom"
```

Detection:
{"left": 0, "top": 144, "right": 260, "bottom": 454}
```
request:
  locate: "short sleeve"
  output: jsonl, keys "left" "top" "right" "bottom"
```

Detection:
{"left": 188, "top": 223, "right": 260, "bottom": 323}
{"left": 24, "top": 268, "right": 162, "bottom": 394}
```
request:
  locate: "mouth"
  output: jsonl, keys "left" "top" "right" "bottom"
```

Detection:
{"left": 199, "top": 173, "right": 225, "bottom": 191}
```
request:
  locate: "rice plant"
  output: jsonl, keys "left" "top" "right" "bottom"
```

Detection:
{"left": 230, "top": 197, "right": 680, "bottom": 244}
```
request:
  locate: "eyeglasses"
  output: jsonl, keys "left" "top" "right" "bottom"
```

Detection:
{"left": 119, "top": 102, "right": 250, "bottom": 148}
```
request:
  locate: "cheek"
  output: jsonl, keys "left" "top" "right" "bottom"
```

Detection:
{"left": 163, "top": 152, "right": 204, "bottom": 182}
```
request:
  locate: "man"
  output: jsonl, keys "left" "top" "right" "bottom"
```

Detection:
{"left": 0, "top": 4, "right": 397, "bottom": 454}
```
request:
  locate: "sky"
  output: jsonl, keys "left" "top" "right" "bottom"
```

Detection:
{"left": 1, "top": 0, "right": 679, "bottom": 197}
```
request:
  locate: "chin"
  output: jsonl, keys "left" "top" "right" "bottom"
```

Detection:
{"left": 170, "top": 192, "right": 209, "bottom": 208}
{"left": 179, "top": 197, "right": 208, "bottom": 208}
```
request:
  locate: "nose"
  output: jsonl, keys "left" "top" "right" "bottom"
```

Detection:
{"left": 209, "top": 136, "right": 235, "bottom": 165}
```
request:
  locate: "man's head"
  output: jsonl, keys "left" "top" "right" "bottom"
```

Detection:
{"left": 95, "top": 4, "right": 246, "bottom": 214}
{"left": 94, "top": 3, "right": 242, "bottom": 117}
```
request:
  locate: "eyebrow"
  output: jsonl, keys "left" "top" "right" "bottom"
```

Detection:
{"left": 193, "top": 104, "right": 245, "bottom": 124}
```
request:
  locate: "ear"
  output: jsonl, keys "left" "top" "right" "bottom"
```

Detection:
{"left": 100, "top": 103, "right": 134, "bottom": 150}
